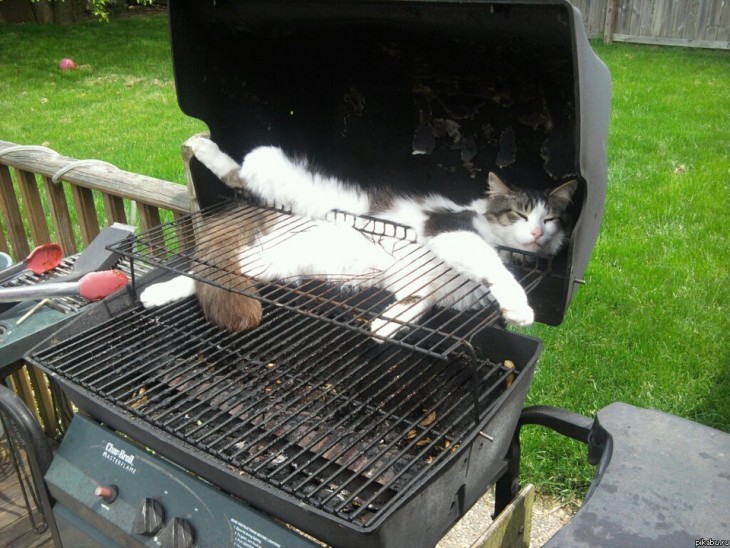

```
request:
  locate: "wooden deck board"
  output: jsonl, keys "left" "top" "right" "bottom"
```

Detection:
{"left": 1, "top": 435, "right": 53, "bottom": 547}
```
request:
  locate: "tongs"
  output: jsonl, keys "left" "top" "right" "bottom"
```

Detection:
{"left": 0, "top": 224, "right": 135, "bottom": 305}
{"left": 0, "top": 243, "right": 64, "bottom": 284}
{"left": 0, "top": 270, "right": 128, "bottom": 303}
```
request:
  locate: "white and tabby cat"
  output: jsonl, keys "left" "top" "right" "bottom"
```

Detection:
{"left": 141, "top": 136, "right": 576, "bottom": 338}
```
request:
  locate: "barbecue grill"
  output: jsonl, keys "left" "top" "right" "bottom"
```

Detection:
{"left": 25, "top": 1, "right": 611, "bottom": 546}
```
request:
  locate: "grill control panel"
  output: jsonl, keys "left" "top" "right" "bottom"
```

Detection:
{"left": 45, "top": 415, "right": 316, "bottom": 547}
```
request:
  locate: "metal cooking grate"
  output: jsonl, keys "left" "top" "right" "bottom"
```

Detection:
{"left": 30, "top": 294, "right": 519, "bottom": 527}
{"left": 110, "top": 199, "right": 552, "bottom": 359}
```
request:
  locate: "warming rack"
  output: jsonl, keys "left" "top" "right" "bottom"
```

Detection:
{"left": 109, "top": 198, "right": 553, "bottom": 361}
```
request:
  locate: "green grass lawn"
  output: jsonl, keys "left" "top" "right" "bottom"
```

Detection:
{"left": 0, "top": 14, "right": 205, "bottom": 182}
{"left": 1, "top": 15, "right": 728, "bottom": 503}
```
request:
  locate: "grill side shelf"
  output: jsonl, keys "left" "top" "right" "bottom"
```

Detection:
{"left": 108, "top": 199, "right": 552, "bottom": 361}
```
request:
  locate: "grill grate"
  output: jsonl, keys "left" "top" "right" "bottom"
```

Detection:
{"left": 31, "top": 294, "right": 519, "bottom": 527}
{"left": 110, "top": 199, "right": 553, "bottom": 359}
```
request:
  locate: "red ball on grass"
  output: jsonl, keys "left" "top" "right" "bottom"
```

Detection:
{"left": 59, "top": 58, "right": 77, "bottom": 71}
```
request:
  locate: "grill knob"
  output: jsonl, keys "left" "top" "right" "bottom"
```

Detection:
{"left": 133, "top": 497, "right": 165, "bottom": 536}
{"left": 160, "top": 517, "right": 195, "bottom": 548}
{"left": 94, "top": 485, "right": 118, "bottom": 503}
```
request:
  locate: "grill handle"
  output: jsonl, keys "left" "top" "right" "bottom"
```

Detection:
{"left": 518, "top": 405, "right": 593, "bottom": 443}
{"left": 495, "top": 405, "right": 595, "bottom": 517}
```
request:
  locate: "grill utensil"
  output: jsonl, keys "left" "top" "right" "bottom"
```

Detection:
{"left": 0, "top": 269, "right": 128, "bottom": 303}
{"left": 0, "top": 243, "right": 64, "bottom": 284}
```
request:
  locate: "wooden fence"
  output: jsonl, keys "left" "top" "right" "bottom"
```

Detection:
{"left": 570, "top": 0, "right": 729, "bottom": 49}
{"left": 0, "top": 139, "right": 192, "bottom": 437}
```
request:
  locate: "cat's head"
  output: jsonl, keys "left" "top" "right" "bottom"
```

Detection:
{"left": 485, "top": 172, "right": 577, "bottom": 255}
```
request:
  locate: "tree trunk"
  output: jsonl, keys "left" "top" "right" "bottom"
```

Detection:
{"left": 51, "top": 0, "right": 86, "bottom": 24}
{"left": 22, "top": 0, "right": 86, "bottom": 24}
{"left": 30, "top": 0, "right": 54, "bottom": 23}
{"left": 0, "top": 0, "right": 37, "bottom": 23}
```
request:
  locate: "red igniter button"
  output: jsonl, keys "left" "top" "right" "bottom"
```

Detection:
{"left": 95, "top": 485, "right": 118, "bottom": 503}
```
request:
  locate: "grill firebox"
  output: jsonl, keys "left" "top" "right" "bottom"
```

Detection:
{"left": 30, "top": 197, "right": 545, "bottom": 546}
{"left": 28, "top": 276, "right": 540, "bottom": 546}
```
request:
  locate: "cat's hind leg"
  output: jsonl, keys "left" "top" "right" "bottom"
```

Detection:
{"left": 368, "top": 251, "right": 442, "bottom": 341}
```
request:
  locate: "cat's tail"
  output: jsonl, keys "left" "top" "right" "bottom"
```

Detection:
{"left": 139, "top": 272, "right": 262, "bottom": 331}
{"left": 188, "top": 136, "right": 369, "bottom": 219}
{"left": 194, "top": 277, "right": 262, "bottom": 332}
{"left": 191, "top": 209, "right": 264, "bottom": 332}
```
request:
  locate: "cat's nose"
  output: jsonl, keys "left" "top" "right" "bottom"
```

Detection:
{"left": 531, "top": 227, "right": 543, "bottom": 240}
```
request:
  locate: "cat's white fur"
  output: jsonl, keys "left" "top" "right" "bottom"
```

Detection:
{"left": 140, "top": 136, "right": 572, "bottom": 335}
{"left": 140, "top": 213, "right": 521, "bottom": 338}
{"left": 227, "top": 144, "right": 565, "bottom": 254}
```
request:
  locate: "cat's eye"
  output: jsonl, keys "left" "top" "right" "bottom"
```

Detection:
{"left": 511, "top": 211, "right": 528, "bottom": 221}
{"left": 544, "top": 216, "right": 559, "bottom": 223}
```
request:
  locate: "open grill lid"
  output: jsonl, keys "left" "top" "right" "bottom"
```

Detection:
{"left": 167, "top": 0, "right": 610, "bottom": 325}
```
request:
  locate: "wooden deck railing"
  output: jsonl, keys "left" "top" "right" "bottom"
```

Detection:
{"left": 0, "top": 139, "right": 193, "bottom": 438}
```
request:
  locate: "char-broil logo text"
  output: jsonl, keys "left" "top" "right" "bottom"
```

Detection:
{"left": 102, "top": 442, "right": 137, "bottom": 475}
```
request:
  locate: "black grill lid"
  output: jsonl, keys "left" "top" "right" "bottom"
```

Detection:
{"left": 168, "top": 0, "right": 610, "bottom": 325}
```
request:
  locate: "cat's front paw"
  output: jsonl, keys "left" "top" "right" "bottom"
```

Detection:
{"left": 188, "top": 136, "right": 242, "bottom": 187}
{"left": 368, "top": 295, "right": 428, "bottom": 343}
{"left": 139, "top": 285, "right": 171, "bottom": 308}
{"left": 500, "top": 303, "right": 534, "bottom": 326}
{"left": 188, "top": 136, "right": 219, "bottom": 161}
{"left": 139, "top": 276, "right": 196, "bottom": 308}
{"left": 488, "top": 278, "right": 534, "bottom": 327}
{"left": 139, "top": 283, "right": 179, "bottom": 308}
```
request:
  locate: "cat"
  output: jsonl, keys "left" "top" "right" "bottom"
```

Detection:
{"left": 140, "top": 136, "right": 577, "bottom": 338}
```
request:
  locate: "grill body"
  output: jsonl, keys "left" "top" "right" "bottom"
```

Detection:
{"left": 27, "top": 2, "right": 610, "bottom": 546}
{"left": 45, "top": 414, "right": 317, "bottom": 547}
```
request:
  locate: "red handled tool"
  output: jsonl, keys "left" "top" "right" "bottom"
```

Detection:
{"left": 0, "top": 243, "right": 64, "bottom": 284}
{"left": 0, "top": 270, "right": 128, "bottom": 303}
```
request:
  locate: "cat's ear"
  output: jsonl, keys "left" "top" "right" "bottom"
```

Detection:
{"left": 487, "top": 172, "right": 513, "bottom": 197}
{"left": 550, "top": 180, "right": 578, "bottom": 204}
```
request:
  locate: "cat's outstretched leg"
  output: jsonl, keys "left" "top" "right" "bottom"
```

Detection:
{"left": 188, "top": 136, "right": 245, "bottom": 188}
{"left": 369, "top": 248, "right": 445, "bottom": 341}
{"left": 190, "top": 136, "right": 369, "bottom": 218}
{"left": 427, "top": 231, "right": 534, "bottom": 326}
